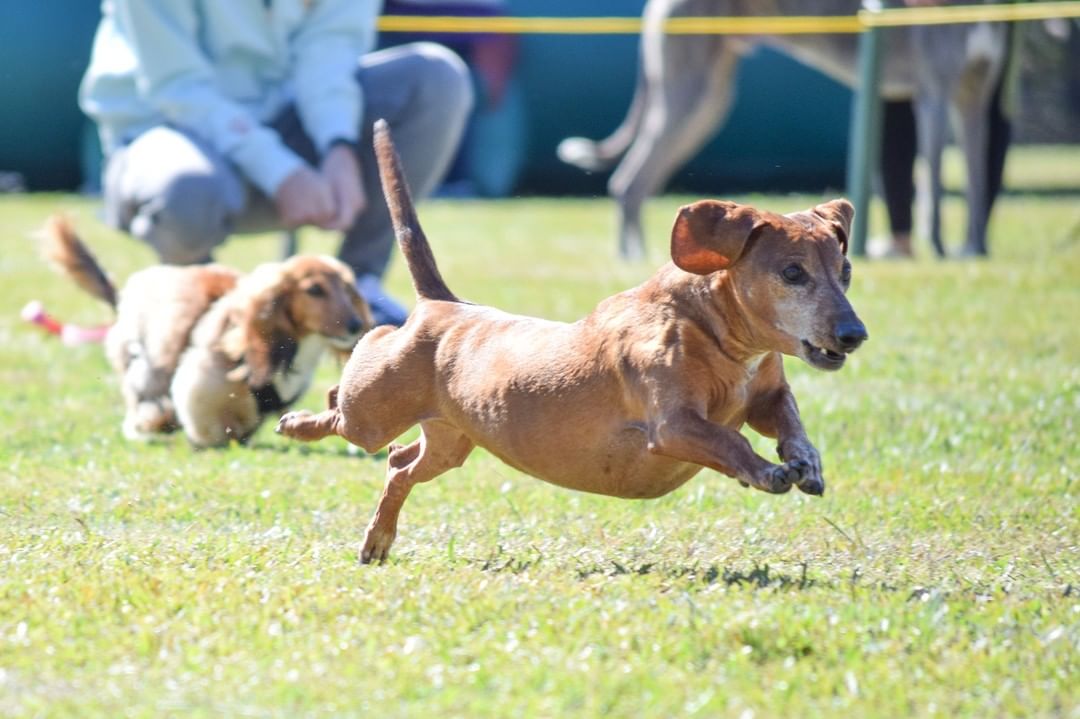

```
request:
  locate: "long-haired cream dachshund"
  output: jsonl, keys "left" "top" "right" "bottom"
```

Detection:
{"left": 41, "top": 218, "right": 371, "bottom": 447}
{"left": 278, "top": 120, "right": 867, "bottom": 563}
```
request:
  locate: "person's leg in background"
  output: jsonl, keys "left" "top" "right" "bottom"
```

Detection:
{"left": 878, "top": 99, "right": 917, "bottom": 258}
{"left": 338, "top": 42, "right": 474, "bottom": 326}
{"left": 984, "top": 22, "right": 1014, "bottom": 223}
{"left": 986, "top": 91, "right": 1010, "bottom": 214}
{"left": 102, "top": 126, "right": 247, "bottom": 265}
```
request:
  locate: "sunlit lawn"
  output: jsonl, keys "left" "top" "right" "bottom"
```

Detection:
{"left": 0, "top": 145, "right": 1078, "bottom": 717}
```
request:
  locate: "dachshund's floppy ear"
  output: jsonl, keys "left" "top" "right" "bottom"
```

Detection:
{"left": 811, "top": 198, "right": 855, "bottom": 255}
{"left": 326, "top": 282, "right": 375, "bottom": 362}
{"left": 670, "top": 200, "right": 760, "bottom": 274}
{"left": 222, "top": 265, "right": 296, "bottom": 387}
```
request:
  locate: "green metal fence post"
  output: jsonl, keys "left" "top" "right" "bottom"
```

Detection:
{"left": 846, "top": 0, "right": 884, "bottom": 257}
{"left": 281, "top": 229, "right": 298, "bottom": 259}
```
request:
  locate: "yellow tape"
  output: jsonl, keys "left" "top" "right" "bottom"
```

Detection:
{"left": 378, "top": 2, "right": 1080, "bottom": 35}
{"left": 378, "top": 16, "right": 642, "bottom": 34}
{"left": 861, "top": 1, "right": 1080, "bottom": 28}
{"left": 663, "top": 16, "right": 861, "bottom": 34}
{"left": 378, "top": 15, "right": 864, "bottom": 35}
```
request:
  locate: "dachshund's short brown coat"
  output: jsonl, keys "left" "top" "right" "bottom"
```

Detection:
{"left": 278, "top": 120, "right": 867, "bottom": 563}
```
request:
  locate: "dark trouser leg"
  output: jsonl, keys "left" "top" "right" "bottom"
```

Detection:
{"left": 880, "top": 99, "right": 917, "bottom": 237}
{"left": 986, "top": 102, "right": 1010, "bottom": 212}
{"left": 989, "top": 34, "right": 1010, "bottom": 218}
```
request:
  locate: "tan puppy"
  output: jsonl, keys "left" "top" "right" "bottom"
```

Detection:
{"left": 41, "top": 217, "right": 371, "bottom": 447}
{"left": 277, "top": 120, "right": 868, "bottom": 563}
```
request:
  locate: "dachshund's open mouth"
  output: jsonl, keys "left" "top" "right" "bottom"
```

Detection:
{"left": 802, "top": 340, "right": 847, "bottom": 371}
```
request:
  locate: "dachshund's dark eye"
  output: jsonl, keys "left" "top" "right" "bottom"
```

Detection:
{"left": 781, "top": 264, "right": 807, "bottom": 285}
{"left": 305, "top": 284, "right": 327, "bottom": 298}
{"left": 840, "top": 261, "right": 852, "bottom": 286}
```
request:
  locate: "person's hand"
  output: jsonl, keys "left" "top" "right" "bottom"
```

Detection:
{"left": 274, "top": 166, "right": 336, "bottom": 229}
{"left": 320, "top": 144, "right": 366, "bottom": 232}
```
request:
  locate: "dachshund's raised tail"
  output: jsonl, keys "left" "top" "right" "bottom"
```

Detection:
{"left": 373, "top": 119, "right": 458, "bottom": 304}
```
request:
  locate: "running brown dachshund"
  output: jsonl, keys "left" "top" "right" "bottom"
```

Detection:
{"left": 277, "top": 120, "right": 868, "bottom": 563}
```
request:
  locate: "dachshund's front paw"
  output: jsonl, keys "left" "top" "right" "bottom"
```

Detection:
{"left": 790, "top": 459, "right": 824, "bottom": 496}
{"left": 779, "top": 440, "right": 825, "bottom": 496}
{"left": 756, "top": 463, "right": 797, "bottom": 494}
{"left": 741, "top": 462, "right": 794, "bottom": 493}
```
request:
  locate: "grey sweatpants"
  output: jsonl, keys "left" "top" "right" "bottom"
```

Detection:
{"left": 102, "top": 42, "right": 473, "bottom": 278}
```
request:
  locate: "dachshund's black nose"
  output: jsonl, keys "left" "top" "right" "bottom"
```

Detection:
{"left": 346, "top": 316, "right": 364, "bottom": 334}
{"left": 834, "top": 319, "right": 868, "bottom": 352}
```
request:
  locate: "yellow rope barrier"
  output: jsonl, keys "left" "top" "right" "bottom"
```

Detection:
{"left": 377, "top": 2, "right": 1080, "bottom": 35}
{"left": 860, "top": 1, "right": 1080, "bottom": 27}
{"left": 663, "top": 16, "right": 862, "bottom": 34}
{"left": 378, "top": 15, "right": 865, "bottom": 35}
{"left": 378, "top": 16, "right": 642, "bottom": 35}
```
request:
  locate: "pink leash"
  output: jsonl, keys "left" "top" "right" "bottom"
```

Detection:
{"left": 21, "top": 300, "right": 110, "bottom": 346}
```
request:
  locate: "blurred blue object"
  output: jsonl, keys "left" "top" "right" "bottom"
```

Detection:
{"left": 0, "top": 2, "right": 101, "bottom": 191}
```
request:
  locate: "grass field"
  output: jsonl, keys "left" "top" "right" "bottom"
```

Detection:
{"left": 1, "top": 148, "right": 1078, "bottom": 717}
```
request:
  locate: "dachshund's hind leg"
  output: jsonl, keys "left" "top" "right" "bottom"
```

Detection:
{"left": 275, "top": 408, "right": 343, "bottom": 442}
{"left": 360, "top": 421, "right": 474, "bottom": 564}
{"left": 276, "top": 384, "right": 344, "bottom": 441}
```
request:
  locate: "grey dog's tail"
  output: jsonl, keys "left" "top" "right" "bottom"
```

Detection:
{"left": 373, "top": 119, "right": 458, "bottom": 303}
{"left": 38, "top": 215, "right": 118, "bottom": 310}
{"left": 555, "top": 49, "right": 646, "bottom": 172}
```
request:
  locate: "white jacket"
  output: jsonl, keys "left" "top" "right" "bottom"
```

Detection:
{"left": 80, "top": 0, "right": 381, "bottom": 195}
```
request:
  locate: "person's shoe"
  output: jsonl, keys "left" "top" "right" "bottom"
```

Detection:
{"left": 356, "top": 274, "right": 409, "bottom": 327}
{"left": 867, "top": 235, "right": 914, "bottom": 260}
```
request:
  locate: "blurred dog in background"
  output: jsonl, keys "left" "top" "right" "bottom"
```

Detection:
{"left": 558, "top": 0, "right": 1009, "bottom": 259}
{"left": 40, "top": 217, "right": 371, "bottom": 447}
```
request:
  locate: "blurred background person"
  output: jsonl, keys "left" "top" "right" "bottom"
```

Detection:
{"left": 79, "top": 0, "right": 474, "bottom": 326}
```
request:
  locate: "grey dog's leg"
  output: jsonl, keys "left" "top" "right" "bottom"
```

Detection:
{"left": 914, "top": 22, "right": 1007, "bottom": 258}
{"left": 609, "top": 29, "right": 742, "bottom": 260}
{"left": 915, "top": 94, "right": 948, "bottom": 258}
{"left": 957, "top": 92, "right": 992, "bottom": 257}
{"left": 955, "top": 48, "right": 1005, "bottom": 257}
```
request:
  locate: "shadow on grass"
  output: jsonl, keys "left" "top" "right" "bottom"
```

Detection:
{"left": 465, "top": 550, "right": 1079, "bottom": 601}
{"left": 469, "top": 550, "right": 819, "bottom": 590}
{"left": 578, "top": 560, "right": 820, "bottom": 590}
